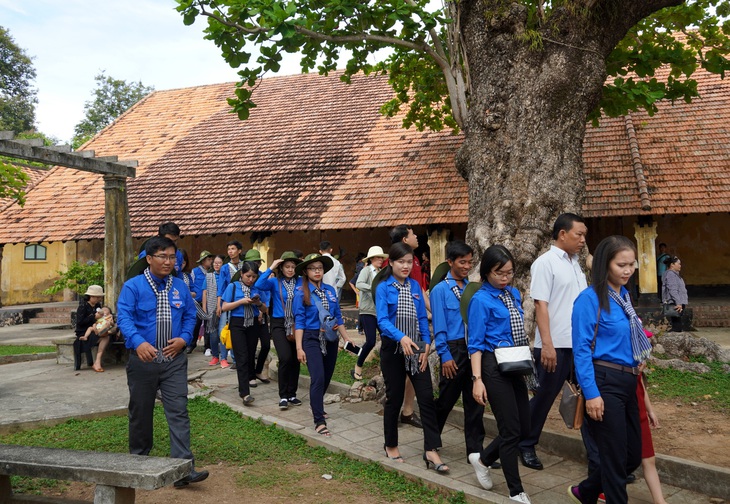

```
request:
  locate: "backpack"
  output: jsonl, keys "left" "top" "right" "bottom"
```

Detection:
{"left": 311, "top": 294, "right": 339, "bottom": 343}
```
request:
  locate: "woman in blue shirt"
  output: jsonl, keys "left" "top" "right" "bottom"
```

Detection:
{"left": 569, "top": 235, "right": 651, "bottom": 504}
{"left": 293, "top": 253, "right": 353, "bottom": 436}
{"left": 222, "top": 261, "right": 263, "bottom": 406}
{"left": 467, "top": 245, "right": 533, "bottom": 504}
{"left": 376, "top": 243, "right": 448, "bottom": 473}
{"left": 255, "top": 251, "right": 303, "bottom": 410}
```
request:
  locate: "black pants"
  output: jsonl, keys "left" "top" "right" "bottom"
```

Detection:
{"left": 253, "top": 315, "right": 271, "bottom": 375}
{"left": 478, "top": 351, "right": 530, "bottom": 497}
{"left": 577, "top": 365, "right": 642, "bottom": 504}
{"left": 127, "top": 352, "right": 193, "bottom": 462}
{"left": 519, "top": 347, "right": 573, "bottom": 453}
{"left": 73, "top": 336, "right": 95, "bottom": 370}
{"left": 270, "top": 317, "right": 300, "bottom": 399}
{"left": 380, "top": 336, "right": 441, "bottom": 451}
{"left": 357, "top": 314, "right": 378, "bottom": 367}
{"left": 302, "top": 330, "right": 339, "bottom": 426}
{"left": 230, "top": 316, "right": 258, "bottom": 397}
{"left": 188, "top": 316, "right": 204, "bottom": 350}
{"left": 435, "top": 338, "right": 485, "bottom": 456}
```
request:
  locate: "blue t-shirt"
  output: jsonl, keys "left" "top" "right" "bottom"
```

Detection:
{"left": 430, "top": 272, "right": 468, "bottom": 363}
{"left": 467, "top": 283, "right": 522, "bottom": 355}
{"left": 375, "top": 275, "right": 430, "bottom": 344}
{"left": 221, "top": 281, "right": 262, "bottom": 318}
{"left": 293, "top": 282, "right": 343, "bottom": 331}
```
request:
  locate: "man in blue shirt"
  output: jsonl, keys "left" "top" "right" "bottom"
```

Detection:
{"left": 117, "top": 236, "right": 209, "bottom": 488}
{"left": 432, "top": 241, "right": 485, "bottom": 459}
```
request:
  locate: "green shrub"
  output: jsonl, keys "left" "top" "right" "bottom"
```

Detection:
{"left": 42, "top": 260, "right": 104, "bottom": 296}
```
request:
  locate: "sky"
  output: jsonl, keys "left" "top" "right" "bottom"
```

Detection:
{"left": 1, "top": 0, "right": 302, "bottom": 143}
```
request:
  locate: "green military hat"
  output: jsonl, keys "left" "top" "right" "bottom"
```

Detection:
{"left": 295, "top": 253, "right": 334, "bottom": 276}
{"left": 459, "top": 282, "right": 483, "bottom": 324}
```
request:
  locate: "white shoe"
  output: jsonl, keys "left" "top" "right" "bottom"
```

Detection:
{"left": 204, "top": 349, "right": 212, "bottom": 357}
{"left": 509, "top": 492, "right": 531, "bottom": 504}
{"left": 468, "top": 453, "right": 493, "bottom": 490}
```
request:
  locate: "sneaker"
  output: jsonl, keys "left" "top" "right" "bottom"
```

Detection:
{"left": 220, "top": 359, "right": 230, "bottom": 369}
{"left": 204, "top": 349, "right": 212, "bottom": 357}
{"left": 288, "top": 397, "right": 303, "bottom": 406}
{"left": 242, "top": 395, "right": 255, "bottom": 406}
{"left": 279, "top": 399, "right": 289, "bottom": 410}
{"left": 467, "top": 453, "right": 493, "bottom": 490}
{"left": 208, "top": 357, "right": 220, "bottom": 366}
{"left": 174, "top": 469, "right": 209, "bottom": 488}
{"left": 567, "top": 485, "right": 582, "bottom": 504}
{"left": 509, "top": 492, "right": 531, "bottom": 504}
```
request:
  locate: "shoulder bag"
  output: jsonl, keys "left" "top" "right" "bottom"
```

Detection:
{"left": 311, "top": 293, "right": 339, "bottom": 343}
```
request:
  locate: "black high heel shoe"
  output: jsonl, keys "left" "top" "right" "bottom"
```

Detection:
{"left": 383, "top": 444, "right": 404, "bottom": 462}
{"left": 423, "top": 450, "right": 449, "bottom": 473}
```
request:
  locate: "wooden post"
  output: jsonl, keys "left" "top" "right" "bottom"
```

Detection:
{"left": 633, "top": 221, "right": 659, "bottom": 306}
{"left": 427, "top": 229, "right": 450, "bottom": 278}
{"left": 104, "top": 175, "right": 133, "bottom": 310}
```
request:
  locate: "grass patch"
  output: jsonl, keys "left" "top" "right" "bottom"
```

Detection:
{"left": 298, "top": 349, "right": 380, "bottom": 385}
{"left": 0, "top": 397, "right": 466, "bottom": 503}
{"left": 646, "top": 358, "right": 730, "bottom": 411}
{"left": 0, "top": 345, "right": 55, "bottom": 356}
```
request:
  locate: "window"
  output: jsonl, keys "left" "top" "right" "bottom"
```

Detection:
{"left": 24, "top": 244, "right": 47, "bottom": 261}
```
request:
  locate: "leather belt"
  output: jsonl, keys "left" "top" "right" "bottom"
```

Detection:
{"left": 594, "top": 359, "right": 640, "bottom": 376}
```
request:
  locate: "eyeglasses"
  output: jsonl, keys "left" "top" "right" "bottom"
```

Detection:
{"left": 151, "top": 254, "right": 177, "bottom": 263}
{"left": 307, "top": 267, "right": 324, "bottom": 272}
{"left": 491, "top": 270, "right": 514, "bottom": 279}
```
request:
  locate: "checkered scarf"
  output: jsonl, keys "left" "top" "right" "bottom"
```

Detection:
{"left": 143, "top": 268, "right": 173, "bottom": 362}
{"left": 392, "top": 280, "right": 421, "bottom": 374}
{"left": 282, "top": 278, "right": 296, "bottom": 336}
{"left": 204, "top": 272, "right": 219, "bottom": 335}
{"left": 498, "top": 289, "right": 538, "bottom": 390}
{"left": 239, "top": 281, "right": 255, "bottom": 328}
{"left": 313, "top": 287, "right": 330, "bottom": 355}
{"left": 608, "top": 289, "right": 652, "bottom": 362}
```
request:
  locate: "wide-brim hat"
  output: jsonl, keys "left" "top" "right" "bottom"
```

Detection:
{"left": 295, "top": 253, "right": 334, "bottom": 277}
{"left": 428, "top": 262, "right": 450, "bottom": 293}
{"left": 126, "top": 256, "right": 149, "bottom": 280}
{"left": 244, "top": 249, "right": 264, "bottom": 263}
{"left": 278, "top": 251, "right": 302, "bottom": 265}
{"left": 459, "top": 282, "right": 482, "bottom": 324}
{"left": 363, "top": 245, "right": 388, "bottom": 262}
{"left": 370, "top": 267, "right": 392, "bottom": 306}
{"left": 196, "top": 250, "right": 214, "bottom": 263}
{"left": 83, "top": 285, "right": 105, "bottom": 297}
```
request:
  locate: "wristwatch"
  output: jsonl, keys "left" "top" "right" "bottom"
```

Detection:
{"left": 471, "top": 375, "right": 481, "bottom": 382}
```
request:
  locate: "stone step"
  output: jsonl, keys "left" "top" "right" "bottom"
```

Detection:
{"left": 694, "top": 319, "right": 730, "bottom": 327}
{"left": 28, "top": 317, "right": 71, "bottom": 325}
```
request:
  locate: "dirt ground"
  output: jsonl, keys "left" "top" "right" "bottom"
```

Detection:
{"left": 543, "top": 396, "right": 730, "bottom": 468}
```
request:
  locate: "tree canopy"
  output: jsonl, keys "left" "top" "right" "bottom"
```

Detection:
{"left": 176, "top": 0, "right": 730, "bottom": 130}
{"left": 72, "top": 71, "right": 154, "bottom": 149}
{"left": 0, "top": 25, "right": 38, "bottom": 134}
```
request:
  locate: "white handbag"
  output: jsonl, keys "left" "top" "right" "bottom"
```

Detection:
{"left": 494, "top": 345, "right": 533, "bottom": 375}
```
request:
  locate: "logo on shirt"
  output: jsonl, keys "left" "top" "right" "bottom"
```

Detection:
{"left": 412, "top": 293, "right": 421, "bottom": 300}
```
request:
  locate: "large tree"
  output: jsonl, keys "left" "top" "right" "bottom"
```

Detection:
{"left": 72, "top": 71, "right": 154, "bottom": 149}
{"left": 176, "top": 0, "right": 729, "bottom": 275}
{"left": 0, "top": 26, "right": 37, "bottom": 134}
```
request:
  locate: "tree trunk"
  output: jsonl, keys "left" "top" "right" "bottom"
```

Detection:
{"left": 455, "top": 2, "right": 675, "bottom": 292}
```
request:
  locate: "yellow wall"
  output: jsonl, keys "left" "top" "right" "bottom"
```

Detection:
{"left": 1, "top": 241, "right": 76, "bottom": 305}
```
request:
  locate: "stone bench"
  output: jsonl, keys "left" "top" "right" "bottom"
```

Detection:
{"left": 54, "top": 336, "right": 129, "bottom": 368}
{"left": 0, "top": 444, "right": 191, "bottom": 503}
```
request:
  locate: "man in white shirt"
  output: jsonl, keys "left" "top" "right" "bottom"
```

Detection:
{"left": 319, "top": 241, "right": 346, "bottom": 299}
{"left": 519, "top": 213, "right": 588, "bottom": 470}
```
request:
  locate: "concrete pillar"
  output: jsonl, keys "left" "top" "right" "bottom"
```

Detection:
{"left": 253, "top": 236, "right": 276, "bottom": 266}
{"left": 61, "top": 241, "right": 78, "bottom": 302}
{"left": 634, "top": 221, "right": 659, "bottom": 306}
{"left": 94, "top": 484, "right": 135, "bottom": 504}
{"left": 427, "top": 229, "right": 450, "bottom": 278}
{"left": 104, "top": 175, "right": 133, "bottom": 311}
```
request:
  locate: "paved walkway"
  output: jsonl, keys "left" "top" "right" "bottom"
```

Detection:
{"left": 1, "top": 328, "right": 726, "bottom": 503}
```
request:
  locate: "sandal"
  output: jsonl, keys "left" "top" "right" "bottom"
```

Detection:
{"left": 350, "top": 369, "right": 363, "bottom": 381}
{"left": 315, "top": 424, "right": 331, "bottom": 437}
{"left": 423, "top": 451, "right": 449, "bottom": 474}
{"left": 255, "top": 374, "right": 271, "bottom": 384}
{"left": 384, "top": 444, "right": 404, "bottom": 463}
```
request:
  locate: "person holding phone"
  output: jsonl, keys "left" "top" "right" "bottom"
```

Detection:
{"left": 221, "top": 261, "right": 263, "bottom": 406}
{"left": 375, "top": 243, "right": 447, "bottom": 473}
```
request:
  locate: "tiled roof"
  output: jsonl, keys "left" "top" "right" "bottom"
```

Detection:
{"left": 0, "top": 165, "right": 51, "bottom": 211}
{"left": 0, "top": 66, "right": 728, "bottom": 244}
{"left": 583, "top": 68, "right": 730, "bottom": 217}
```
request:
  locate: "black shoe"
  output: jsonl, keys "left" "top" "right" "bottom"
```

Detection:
{"left": 288, "top": 397, "right": 302, "bottom": 406}
{"left": 490, "top": 460, "right": 502, "bottom": 469}
{"left": 626, "top": 472, "right": 636, "bottom": 484}
{"left": 520, "top": 451, "right": 544, "bottom": 470}
{"left": 399, "top": 412, "right": 423, "bottom": 428}
{"left": 174, "top": 469, "right": 209, "bottom": 488}
{"left": 185, "top": 346, "right": 195, "bottom": 354}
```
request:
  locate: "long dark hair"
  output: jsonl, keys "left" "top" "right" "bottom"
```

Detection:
{"left": 592, "top": 235, "right": 637, "bottom": 312}
{"left": 479, "top": 245, "right": 514, "bottom": 282}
